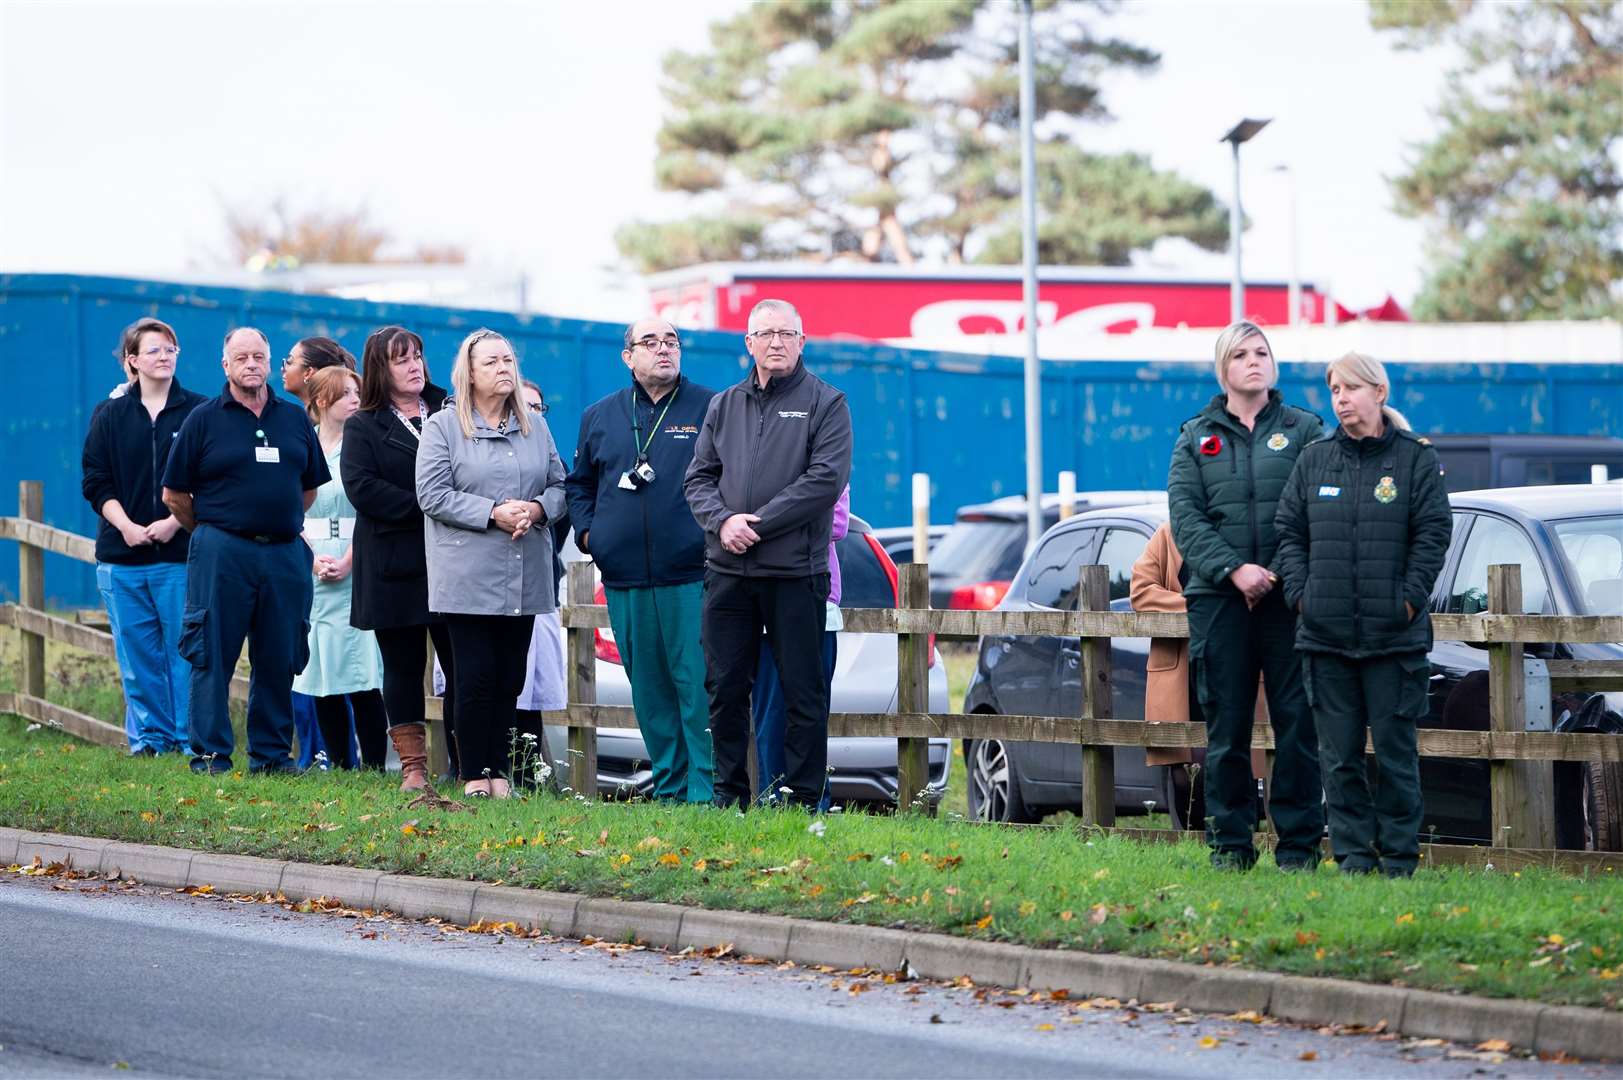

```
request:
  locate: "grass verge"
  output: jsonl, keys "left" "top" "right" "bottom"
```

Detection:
{"left": 1, "top": 714, "right": 1619, "bottom": 1009}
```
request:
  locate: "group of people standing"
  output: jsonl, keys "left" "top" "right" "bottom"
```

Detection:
{"left": 81, "top": 298, "right": 853, "bottom": 810}
{"left": 1154, "top": 320, "right": 1452, "bottom": 877}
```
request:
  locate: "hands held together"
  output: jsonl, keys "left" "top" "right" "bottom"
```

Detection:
{"left": 118, "top": 516, "right": 182, "bottom": 548}
{"left": 491, "top": 499, "right": 541, "bottom": 541}
{"left": 1228, "top": 563, "right": 1278, "bottom": 610}
{"left": 720, "top": 513, "right": 762, "bottom": 555}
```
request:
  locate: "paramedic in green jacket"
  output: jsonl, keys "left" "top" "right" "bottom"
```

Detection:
{"left": 1275, "top": 352, "right": 1452, "bottom": 877}
{"left": 1167, "top": 321, "right": 1326, "bottom": 871}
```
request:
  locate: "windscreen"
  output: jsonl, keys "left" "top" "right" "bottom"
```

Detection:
{"left": 928, "top": 519, "right": 1024, "bottom": 582}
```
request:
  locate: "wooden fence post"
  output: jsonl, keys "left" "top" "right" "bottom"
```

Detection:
{"left": 1487, "top": 564, "right": 1554, "bottom": 848}
{"left": 566, "top": 562, "right": 598, "bottom": 800}
{"left": 1079, "top": 564, "right": 1115, "bottom": 827}
{"left": 18, "top": 481, "right": 45, "bottom": 700}
{"left": 896, "top": 562, "right": 933, "bottom": 814}
{"left": 424, "top": 630, "right": 449, "bottom": 778}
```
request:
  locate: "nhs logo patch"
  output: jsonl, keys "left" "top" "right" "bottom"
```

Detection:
{"left": 1317, "top": 485, "right": 1342, "bottom": 498}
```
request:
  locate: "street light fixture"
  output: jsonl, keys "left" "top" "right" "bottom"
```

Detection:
{"left": 1221, "top": 117, "right": 1271, "bottom": 324}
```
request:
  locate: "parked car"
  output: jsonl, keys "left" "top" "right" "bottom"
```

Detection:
{"left": 961, "top": 486, "right": 1623, "bottom": 850}
{"left": 869, "top": 524, "right": 949, "bottom": 566}
{"left": 928, "top": 491, "right": 1166, "bottom": 610}
{"left": 1426, "top": 434, "right": 1623, "bottom": 493}
{"left": 548, "top": 514, "right": 953, "bottom": 807}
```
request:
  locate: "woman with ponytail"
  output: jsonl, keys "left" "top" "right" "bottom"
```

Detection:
{"left": 1274, "top": 352, "right": 1453, "bottom": 877}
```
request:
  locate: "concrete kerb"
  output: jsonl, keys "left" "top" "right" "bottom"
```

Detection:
{"left": 279, "top": 864, "right": 385, "bottom": 911}
{"left": 677, "top": 908, "right": 791, "bottom": 960}
{"left": 0, "top": 828, "right": 1615, "bottom": 1062}
{"left": 188, "top": 851, "right": 288, "bottom": 896}
{"left": 99, "top": 842, "right": 195, "bottom": 888}
{"left": 375, "top": 874, "right": 478, "bottom": 924}
{"left": 576, "top": 898, "right": 686, "bottom": 949}
{"left": 472, "top": 884, "right": 580, "bottom": 938}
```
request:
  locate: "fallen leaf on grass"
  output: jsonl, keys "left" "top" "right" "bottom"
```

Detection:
{"left": 657, "top": 853, "right": 681, "bottom": 867}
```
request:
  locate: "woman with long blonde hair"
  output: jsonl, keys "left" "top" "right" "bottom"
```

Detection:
{"left": 416, "top": 329, "right": 566, "bottom": 799}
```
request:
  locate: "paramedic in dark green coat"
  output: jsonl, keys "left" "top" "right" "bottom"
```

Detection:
{"left": 1167, "top": 321, "right": 1326, "bottom": 871}
{"left": 1275, "top": 352, "right": 1452, "bottom": 877}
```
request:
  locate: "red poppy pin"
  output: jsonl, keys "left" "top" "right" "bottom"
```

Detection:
{"left": 1199, "top": 434, "right": 1223, "bottom": 456}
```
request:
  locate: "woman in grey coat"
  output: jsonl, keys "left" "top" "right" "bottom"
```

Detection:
{"left": 416, "top": 328, "right": 567, "bottom": 799}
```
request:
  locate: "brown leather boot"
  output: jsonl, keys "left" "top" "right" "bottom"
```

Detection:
{"left": 389, "top": 724, "right": 430, "bottom": 793}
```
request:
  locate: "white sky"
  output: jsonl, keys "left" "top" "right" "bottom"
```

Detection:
{"left": 0, "top": 0, "right": 1450, "bottom": 320}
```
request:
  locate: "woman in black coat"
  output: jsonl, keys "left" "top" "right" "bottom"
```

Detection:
{"left": 342, "top": 326, "right": 456, "bottom": 791}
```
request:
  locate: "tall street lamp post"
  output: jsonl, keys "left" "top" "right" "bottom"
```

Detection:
{"left": 1222, "top": 118, "right": 1271, "bottom": 324}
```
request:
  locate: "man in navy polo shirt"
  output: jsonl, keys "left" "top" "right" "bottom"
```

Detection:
{"left": 162, "top": 327, "right": 330, "bottom": 774}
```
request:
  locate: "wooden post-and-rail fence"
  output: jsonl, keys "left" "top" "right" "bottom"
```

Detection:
{"left": 4, "top": 480, "right": 1623, "bottom": 871}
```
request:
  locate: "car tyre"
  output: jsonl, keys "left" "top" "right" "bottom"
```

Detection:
{"left": 966, "top": 737, "right": 1037, "bottom": 824}
{"left": 1162, "top": 763, "right": 1206, "bottom": 834}
{"left": 1582, "top": 761, "right": 1623, "bottom": 852}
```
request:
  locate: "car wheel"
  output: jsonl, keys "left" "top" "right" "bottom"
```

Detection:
{"left": 1162, "top": 763, "right": 1205, "bottom": 834}
{"left": 1582, "top": 761, "right": 1623, "bottom": 851}
{"left": 966, "top": 738, "right": 1036, "bottom": 824}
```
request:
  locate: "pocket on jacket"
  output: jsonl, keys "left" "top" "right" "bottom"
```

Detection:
{"left": 178, "top": 606, "right": 209, "bottom": 669}
{"left": 1146, "top": 639, "right": 1181, "bottom": 672}
{"left": 1395, "top": 652, "right": 1430, "bottom": 720}
{"left": 378, "top": 531, "right": 426, "bottom": 581}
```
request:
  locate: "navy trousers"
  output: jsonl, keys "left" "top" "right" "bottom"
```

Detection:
{"left": 180, "top": 525, "right": 313, "bottom": 771}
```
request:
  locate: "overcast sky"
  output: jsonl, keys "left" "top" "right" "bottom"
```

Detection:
{"left": 0, "top": 0, "right": 1451, "bottom": 320}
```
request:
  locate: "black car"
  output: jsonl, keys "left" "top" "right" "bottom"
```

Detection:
{"left": 1427, "top": 434, "right": 1623, "bottom": 493}
{"left": 928, "top": 491, "right": 1164, "bottom": 610}
{"left": 961, "top": 485, "right": 1623, "bottom": 849}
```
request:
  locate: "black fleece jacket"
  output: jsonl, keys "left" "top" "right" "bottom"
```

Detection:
{"left": 81, "top": 379, "right": 206, "bottom": 565}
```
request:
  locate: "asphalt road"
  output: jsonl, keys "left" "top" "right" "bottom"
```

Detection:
{"left": 1, "top": 873, "right": 1615, "bottom": 1079}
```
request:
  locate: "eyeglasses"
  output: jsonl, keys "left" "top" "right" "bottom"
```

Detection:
{"left": 139, "top": 346, "right": 179, "bottom": 359}
{"left": 281, "top": 356, "right": 305, "bottom": 370}
{"left": 747, "top": 329, "right": 802, "bottom": 344}
{"left": 632, "top": 335, "right": 682, "bottom": 353}
{"left": 526, "top": 401, "right": 549, "bottom": 415}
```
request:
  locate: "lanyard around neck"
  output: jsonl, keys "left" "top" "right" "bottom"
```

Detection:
{"left": 631, "top": 385, "right": 678, "bottom": 459}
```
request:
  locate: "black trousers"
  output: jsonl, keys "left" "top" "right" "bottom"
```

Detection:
{"left": 1187, "top": 589, "right": 1325, "bottom": 867}
{"left": 375, "top": 623, "right": 457, "bottom": 774}
{"left": 701, "top": 571, "right": 830, "bottom": 809}
{"left": 312, "top": 689, "right": 388, "bottom": 769}
{"left": 443, "top": 613, "right": 535, "bottom": 782}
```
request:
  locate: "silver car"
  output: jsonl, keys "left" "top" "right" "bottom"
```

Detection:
{"left": 548, "top": 514, "right": 952, "bottom": 806}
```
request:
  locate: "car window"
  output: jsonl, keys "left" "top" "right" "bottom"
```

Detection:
{"left": 1436, "top": 451, "right": 1489, "bottom": 493}
{"left": 1097, "top": 528, "right": 1149, "bottom": 603}
{"left": 1534, "top": 458, "right": 1623, "bottom": 486}
{"left": 836, "top": 533, "right": 896, "bottom": 610}
{"left": 1445, "top": 515, "right": 1550, "bottom": 615}
{"left": 1026, "top": 529, "right": 1097, "bottom": 610}
{"left": 1550, "top": 516, "right": 1623, "bottom": 616}
{"left": 930, "top": 520, "right": 1023, "bottom": 582}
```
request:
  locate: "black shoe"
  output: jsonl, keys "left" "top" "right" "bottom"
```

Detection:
{"left": 190, "top": 758, "right": 233, "bottom": 775}
{"left": 1337, "top": 860, "right": 1378, "bottom": 876}
{"left": 249, "top": 760, "right": 301, "bottom": 775}
{"left": 1382, "top": 863, "right": 1417, "bottom": 879}
{"left": 1277, "top": 858, "right": 1318, "bottom": 873}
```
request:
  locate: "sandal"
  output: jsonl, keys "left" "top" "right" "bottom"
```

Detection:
{"left": 463, "top": 779, "right": 492, "bottom": 799}
{"left": 490, "top": 778, "right": 512, "bottom": 800}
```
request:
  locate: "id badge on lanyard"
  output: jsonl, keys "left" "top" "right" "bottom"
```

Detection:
{"left": 254, "top": 428, "right": 280, "bottom": 464}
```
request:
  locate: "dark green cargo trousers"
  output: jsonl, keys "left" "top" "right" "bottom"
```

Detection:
{"left": 1188, "top": 590, "right": 1325, "bottom": 869}
{"left": 1302, "top": 651, "right": 1429, "bottom": 876}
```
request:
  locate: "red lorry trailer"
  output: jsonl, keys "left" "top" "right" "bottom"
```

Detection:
{"left": 646, "top": 262, "right": 1329, "bottom": 340}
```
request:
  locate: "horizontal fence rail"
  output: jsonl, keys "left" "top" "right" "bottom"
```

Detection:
{"left": 5, "top": 479, "right": 1623, "bottom": 870}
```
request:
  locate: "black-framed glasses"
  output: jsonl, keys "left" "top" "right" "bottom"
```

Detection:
{"left": 633, "top": 335, "right": 682, "bottom": 352}
{"left": 747, "top": 328, "right": 802, "bottom": 344}
{"left": 526, "top": 400, "right": 549, "bottom": 415}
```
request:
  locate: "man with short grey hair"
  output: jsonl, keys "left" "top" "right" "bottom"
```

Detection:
{"left": 162, "top": 327, "right": 328, "bottom": 773}
{"left": 685, "top": 299, "right": 853, "bottom": 810}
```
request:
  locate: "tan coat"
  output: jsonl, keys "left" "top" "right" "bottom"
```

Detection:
{"left": 1130, "top": 523, "right": 1267, "bottom": 770}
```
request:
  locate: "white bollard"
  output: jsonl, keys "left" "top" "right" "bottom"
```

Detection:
{"left": 1058, "top": 470, "right": 1077, "bottom": 519}
{"left": 911, "top": 472, "right": 931, "bottom": 564}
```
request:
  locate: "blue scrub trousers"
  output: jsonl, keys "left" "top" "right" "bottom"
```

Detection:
{"left": 96, "top": 561, "right": 191, "bottom": 754}
{"left": 180, "top": 525, "right": 314, "bottom": 771}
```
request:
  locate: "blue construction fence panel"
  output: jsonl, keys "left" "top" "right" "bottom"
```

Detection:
{"left": 4, "top": 273, "right": 1621, "bottom": 607}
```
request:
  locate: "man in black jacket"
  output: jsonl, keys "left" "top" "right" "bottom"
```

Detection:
{"left": 566, "top": 318, "right": 717, "bottom": 803}
{"left": 684, "top": 299, "right": 853, "bottom": 809}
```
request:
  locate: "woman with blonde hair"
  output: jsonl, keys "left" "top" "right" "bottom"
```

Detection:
{"left": 294, "top": 366, "right": 387, "bottom": 769}
{"left": 1166, "top": 320, "right": 1326, "bottom": 872}
{"left": 416, "top": 329, "right": 566, "bottom": 799}
{"left": 1275, "top": 352, "right": 1452, "bottom": 876}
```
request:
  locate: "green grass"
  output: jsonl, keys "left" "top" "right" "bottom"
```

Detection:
{"left": 2, "top": 714, "right": 1619, "bottom": 1009}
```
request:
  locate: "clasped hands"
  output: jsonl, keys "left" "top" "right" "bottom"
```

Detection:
{"left": 118, "top": 517, "right": 182, "bottom": 548}
{"left": 492, "top": 499, "right": 540, "bottom": 541}
{"left": 720, "top": 513, "right": 762, "bottom": 555}
{"left": 1228, "top": 563, "right": 1277, "bottom": 610}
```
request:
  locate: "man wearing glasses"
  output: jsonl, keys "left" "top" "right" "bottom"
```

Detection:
{"left": 684, "top": 299, "right": 853, "bottom": 811}
{"left": 565, "top": 318, "right": 717, "bottom": 803}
